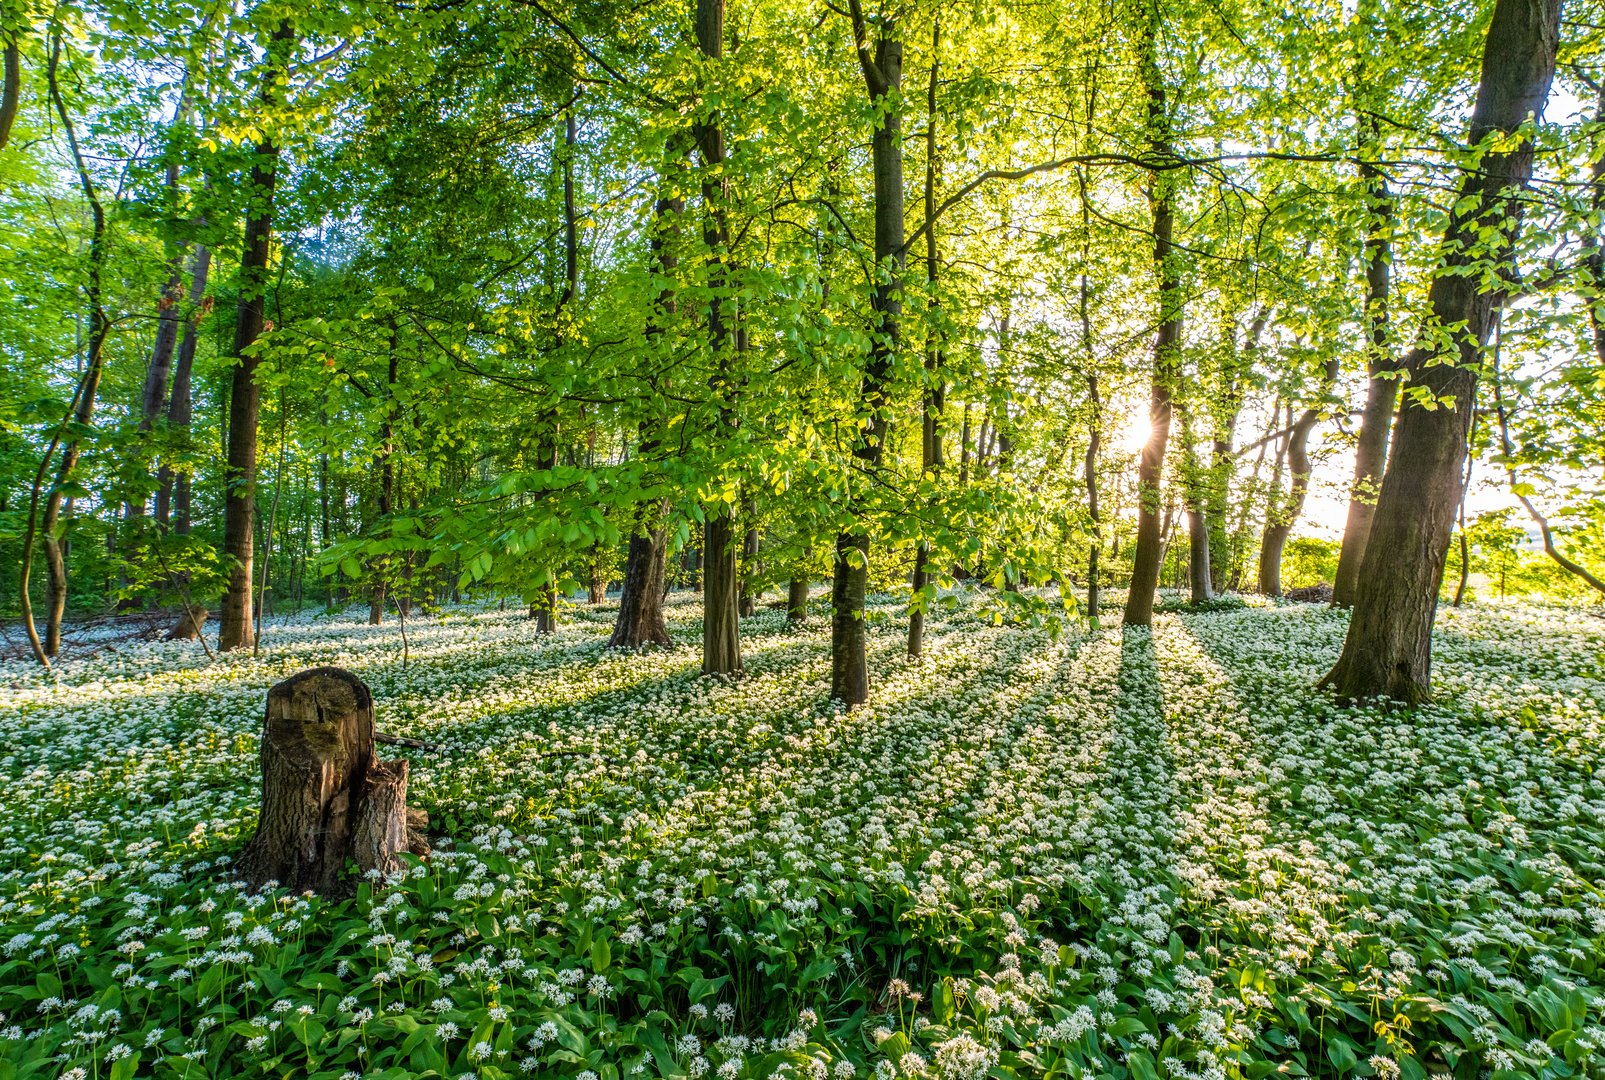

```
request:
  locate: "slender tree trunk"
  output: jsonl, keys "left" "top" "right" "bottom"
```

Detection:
{"left": 1452, "top": 416, "right": 1475, "bottom": 608}
{"left": 130, "top": 92, "right": 195, "bottom": 526}
{"left": 156, "top": 245, "right": 210, "bottom": 529}
{"left": 909, "top": 19, "right": 944, "bottom": 658}
{"left": 1123, "top": 7, "right": 1182, "bottom": 629}
{"left": 1490, "top": 328, "right": 1605, "bottom": 596}
{"left": 1177, "top": 407, "right": 1213, "bottom": 604}
{"left": 1259, "top": 357, "right": 1338, "bottom": 596}
{"left": 833, "top": 2, "right": 902, "bottom": 703}
{"left": 1206, "top": 312, "right": 1264, "bottom": 590}
{"left": 254, "top": 399, "right": 287, "bottom": 653}
{"left": 738, "top": 511, "right": 759, "bottom": 618}
{"left": 1324, "top": 0, "right": 1560, "bottom": 701}
{"left": 37, "top": 36, "right": 110, "bottom": 659}
{"left": 369, "top": 329, "right": 397, "bottom": 626}
{"left": 219, "top": 21, "right": 295, "bottom": 652}
{"left": 1073, "top": 169, "right": 1104, "bottom": 627}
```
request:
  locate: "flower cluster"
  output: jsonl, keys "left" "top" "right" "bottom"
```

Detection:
{"left": 0, "top": 592, "right": 1600, "bottom": 1078}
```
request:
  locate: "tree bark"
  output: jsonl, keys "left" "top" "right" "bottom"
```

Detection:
{"left": 238, "top": 667, "right": 428, "bottom": 894}
{"left": 738, "top": 515, "right": 759, "bottom": 617}
{"left": 909, "top": 18, "right": 944, "bottom": 659}
{"left": 611, "top": 522, "right": 672, "bottom": 647}
{"left": 369, "top": 329, "right": 398, "bottom": 626}
{"left": 787, "top": 569, "right": 809, "bottom": 624}
{"left": 1123, "top": 6, "right": 1182, "bottom": 629}
{"left": 0, "top": 30, "right": 19, "bottom": 155}
{"left": 702, "top": 512, "right": 742, "bottom": 674}
{"left": 219, "top": 21, "right": 295, "bottom": 653}
{"left": 832, "top": 1, "right": 902, "bottom": 704}
{"left": 1332, "top": 125, "right": 1396, "bottom": 607}
{"left": 1323, "top": 0, "right": 1560, "bottom": 702}
{"left": 696, "top": 0, "right": 742, "bottom": 674}
{"left": 37, "top": 35, "right": 110, "bottom": 659}
{"left": 129, "top": 91, "right": 195, "bottom": 524}
{"left": 156, "top": 245, "right": 211, "bottom": 530}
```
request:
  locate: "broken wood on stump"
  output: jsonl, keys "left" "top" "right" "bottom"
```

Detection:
{"left": 165, "top": 605, "right": 210, "bottom": 640}
{"left": 239, "top": 666, "right": 429, "bottom": 893}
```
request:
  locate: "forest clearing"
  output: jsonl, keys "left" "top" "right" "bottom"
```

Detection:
{"left": 4, "top": 0, "right": 1605, "bottom": 1075}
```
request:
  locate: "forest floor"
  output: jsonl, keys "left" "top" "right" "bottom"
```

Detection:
{"left": 1, "top": 592, "right": 1602, "bottom": 1080}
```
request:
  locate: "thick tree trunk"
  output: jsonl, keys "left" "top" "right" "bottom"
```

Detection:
{"left": 831, "top": 532, "right": 869, "bottom": 699}
{"left": 1188, "top": 507, "right": 1212, "bottom": 603}
{"left": 833, "top": 6, "right": 902, "bottom": 704}
{"left": 1332, "top": 140, "right": 1396, "bottom": 607}
{"left": 238, "top": 667, "right": 428, "bottom": 893}
{"left": 611, "top": 522, "right": 672, "bottom": 647}
{"left": 1123, "top": 16, "right": 1181, "bottom": 630}
{"left": 0, "top": 32, "right": 18, "bottom": 155}
{"left": 219, "top": 21, "right": 295, "bottom": 653}
{"left": 702, "top": 513, "right": 742, "bottom": 674}
{"left": 1323, "top": 0, "right": 1559, "bottom": 702}
{"left": 695, "top": 0, "right": 742, "bottom": 674}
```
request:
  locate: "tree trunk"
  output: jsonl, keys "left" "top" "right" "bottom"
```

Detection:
{"left": 1207, "top": 312, "right": 1265, "bottom": 591}
{"left": 611, "top": 149, "right": 684, "bottom": 649}
{"left": 702, "top": 513, "right": 742, "bottom": 674}
{"left": 1076, "top": 170, "right": 1103, "bottom": 628}
{"left": 1260, "top": 358, "right": 1337, "bottom": 596}
{"left": 1123, "top": 10, "right": 1181, "bottom": 630}
{"left": 166, "top": 605, "right": 209, "bottom": 641}
{"left": 787, "top": 571, "right": 809, "bottom": 624}
{"left": 833, "top": 3, "right": 902, "bottom": 704}
{"left": 37, "top": 36, "right": 110, "bottom": 659}
{"left": 238, "top": 667, "right": 428, "bottom": 894}
{"left": 129, "top": 91, "right": 194, "bottom": 525}
{"left": 0, "top": 30, "right": 19, "bottom": 155}
{"left": 1332, "top": 130, "right": 1396, "bottom": 607}
{"left": 738, "top": 518, "right": 759, "bottom": 617}
{"left": 157, "top": 245, "right": 211, "bottom": 530}
{"left": 909, "top": 18, "right": 944, "bottom": 659}
{"left": 219, "top": 21, "right": 295, "bottom": 653}
{"left": 1323, "top": 0, "right": 1560, "bottom": 701}
{"left": 369, "top": 331, "right": 398, "bottom": 626}
{"left": 611, "top": 521, "right": 672, "bottom": 647}
{"left": 695, "top": 0, "right": 742, "bottom": 674}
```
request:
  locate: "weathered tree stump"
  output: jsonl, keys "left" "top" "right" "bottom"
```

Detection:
{"left": 239, "top": 667, "right": 428, "bottom": 893}
{"left": 164, "top": 605, "right": 210, "bottom": 640}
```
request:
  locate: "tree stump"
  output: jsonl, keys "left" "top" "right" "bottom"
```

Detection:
{"left": 165, "top": 605, "right": 210, "bottom": 640}
{"left": 238, "top": 667, "right": 428, "bottom": 893}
